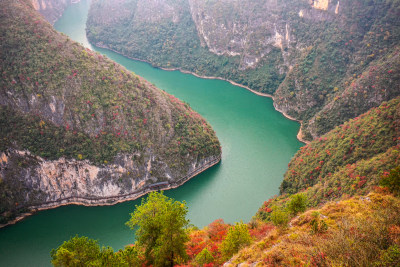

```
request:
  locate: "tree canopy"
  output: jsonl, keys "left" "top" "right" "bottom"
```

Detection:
{"left": 126, "top": 191, "right": 189, "bottom": 266}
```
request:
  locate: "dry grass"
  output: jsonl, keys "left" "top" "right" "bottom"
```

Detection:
{"left": 230, "top": 192, "right": 400, "bottom": 266}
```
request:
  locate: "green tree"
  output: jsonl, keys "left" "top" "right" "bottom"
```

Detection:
{"left": 126, "top": 191, "right": 189, "bottom": 267}
{"left": 118, "top": 245, "right": 144, "bottom": 266}
{"left": 220, "top": 222, "right": 252, "bottom": 260}
{"left": 50, "top": 235, "right": 101, "bottom": 267}
{"left": 287, "top": 193, "right": 308, "bottom": 215}
{"left": 195, "top": 248, "right": 214, "bottom": 266}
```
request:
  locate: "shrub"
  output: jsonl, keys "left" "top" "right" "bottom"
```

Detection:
{"left": 195, "top": 248, "right": 214, "bottom": 266}
{"left": 270, "top": 207, "right": 289, "bottom": 228}
{"left": 287, "top": 193, "right": 308, "bottom": 215}
{"left": 220, "top": 222, "right": 252, "bottom": 260}
{"left": 310, "top": 212, "right": 328, "bottom": 235}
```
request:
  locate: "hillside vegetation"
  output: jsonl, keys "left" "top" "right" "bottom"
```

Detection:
{"left": 195, "top": 98, "right": 400, "bottom": 266}
{"left": 51, "top": 191, "right": 400, "bottom": 266}
{"left": 0, "top": 0, "right": 220, "bottom": 224}
{"left": 51, "top": 99, "right": 400, "bottom": 266}
{"left": 279, "top": 97, "right": 400, "bottom": 205}
{"left": 86, "top": 0, "right": 400, "bottom": 141}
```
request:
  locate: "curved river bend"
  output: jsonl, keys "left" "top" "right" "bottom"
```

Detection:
{"left": 0, "top": 1, "right": 303, "bottom": 266}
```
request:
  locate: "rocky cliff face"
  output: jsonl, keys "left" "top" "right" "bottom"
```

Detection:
{"left": 188, "top": 0, "right": 293, "bottom": 69}
{"left": 0, "top": 0, "right": 221, "bottom": 225}
{"left": 31, "top": 0, "right": 70, "bottom": 24}
{"left": 0, "top": 149, "right": 219, "bottom": 214}
{"left": 87, "top": 0, "right": 400, "bottom": 141}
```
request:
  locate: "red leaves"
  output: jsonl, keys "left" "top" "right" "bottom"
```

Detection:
{"left": 357, "top": 178, "right": 367, "bottom": 188}
{"left": 249, "top": 222, "right": 273, "bottom": 241}
{"left": 208, "top": 219, "right": 229, "bottom": 243}
{"left": 264, "top": 207, "right": 272, "bottom": 213}
{"left": 186, "top": 231, "right": 207, "bottom": 258}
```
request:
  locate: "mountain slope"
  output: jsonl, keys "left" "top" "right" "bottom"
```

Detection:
{"left": 280, "top": 97, "right": 400, "bottom": 205}
{"left": 229, "top": 192, "right": 400, "bottom": 266}
{"left": 226, "top": 98, "right": 400, "bottom": 266}
{"left": 0, "top": 0, "right": 220, "bottom": 225}
{"left": 86, "top": 0, "right": 400, "bottom": 141}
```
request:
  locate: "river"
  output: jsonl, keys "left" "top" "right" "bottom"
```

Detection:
{"left": 0, "top": 1, "right": 303, "bottom": 266}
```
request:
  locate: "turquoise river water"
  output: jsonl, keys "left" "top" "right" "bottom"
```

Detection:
{"left": 0, "top": 1, "right": 303, "bottom": 266}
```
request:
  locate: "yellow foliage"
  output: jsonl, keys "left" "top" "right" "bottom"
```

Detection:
{"left": 229, "top": 193, "right": 400, "bottom": 266}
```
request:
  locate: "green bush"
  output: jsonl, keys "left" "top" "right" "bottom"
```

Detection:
{"left": 287, "top": 193, "right": 308, "bottom": 215}
{"left": 220, "top": 222, "right": 252, "bottom": 260}
{"left": 270, "top": 207, "right": 289, "bottom": 228}
{"left": 195, "top": 248, "right": 214, "bottom": 266}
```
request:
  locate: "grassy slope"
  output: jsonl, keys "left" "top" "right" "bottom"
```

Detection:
{"left": 229, "top": 192, "right": 400, "bottom": 266}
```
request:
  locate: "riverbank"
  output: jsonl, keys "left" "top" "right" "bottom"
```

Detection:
{"left": 0, "top": 155, "right": 221, "bottom": 229}
{"left": 92, "top": 43, "right": 309, "bottom": 145}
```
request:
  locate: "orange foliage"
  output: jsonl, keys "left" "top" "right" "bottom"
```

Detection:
{"left": 207, "top": 219, "right": 229, "bottom": 243}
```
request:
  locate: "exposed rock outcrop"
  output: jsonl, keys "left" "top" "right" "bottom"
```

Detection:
{"left": 0, "top": 149, "right": 220, "bottom": 226}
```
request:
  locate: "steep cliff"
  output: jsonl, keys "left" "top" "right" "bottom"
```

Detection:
{"left": 86, "top": 0, "right": 400, "bottom": 141}
{"left": 30, "top": 0, "right": 71, "bottom": 24}
{"left": 0, "top": 0, "right": 221, "bottom": 225}
{"left": 86, "top": 0, "right": 286, "bottom": 96}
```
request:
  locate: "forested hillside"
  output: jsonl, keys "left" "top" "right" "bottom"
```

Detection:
{"left": 0, "top": 0, "right": 220, "bottom": 225}
{"left": 86, "top": 0, "right": 400, "bottom": 140}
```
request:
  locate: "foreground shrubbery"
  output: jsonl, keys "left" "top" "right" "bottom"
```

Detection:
{"left": 50, "top": 192, "right": 256, "bottom": 266}
{"left": 52, "top": 184, "right": 400, "bottom": 266}
{"left": 232, "top": 191, "right": 400, "bottom": 266}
